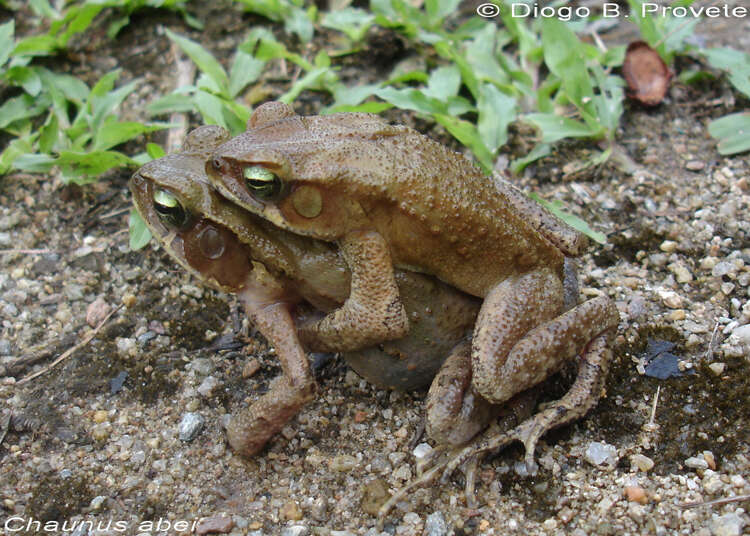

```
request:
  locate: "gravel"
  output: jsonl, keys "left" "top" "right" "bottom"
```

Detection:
{"left": 1, "top": 3, "right": 748, "bottom": 535}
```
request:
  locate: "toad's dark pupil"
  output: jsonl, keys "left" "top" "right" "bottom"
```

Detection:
{"left": 244, "top": 166, "right": 281, "bottom": 199}
{"left": 153, "top": 190, "right": 190, "bottom": 228}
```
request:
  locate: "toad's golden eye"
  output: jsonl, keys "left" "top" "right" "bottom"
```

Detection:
{"left": 153, "top": 189, "right": 191, "bottom": 229}
{"left": 243, "top": 166, "right": 282, "bottom": 200}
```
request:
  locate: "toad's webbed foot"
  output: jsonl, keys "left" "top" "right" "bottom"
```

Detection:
{"left": 377, "top": 330, "right": 613, "bottom": 522}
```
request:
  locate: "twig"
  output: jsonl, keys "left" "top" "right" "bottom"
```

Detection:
{"left": 649, "top": 385, "right": 660, "bottom": 426}
{"left": 17, "top": 304, "right": 123, "bottom": 385}
{"left": 99, "top": 206, "right": 131, "bottom": 220}
{"left": 705, "top": 321, "right": 720, "bottom": 361}
{"left": 166, "top": 38, "right": 196, "bottom": 153}
{"left": 0, "top": 412, "right": 10, "bottom": 447}
{"left": 0, "top": 249, "right": 55, "bottom": 255}
{"left": 678, "top": 494, "right": 750, "bottom": 509}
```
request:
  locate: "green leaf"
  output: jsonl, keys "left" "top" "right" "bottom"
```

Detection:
{"left": 129, "top": 209, "right": 152, "bottom": 250}
{"left": 38, "top": 113, "right": 59, "bottom": 153}
{"left": 434, "top": 41, "right": 479, "bottom": 100}
{"left": 165, "top": 28, "right": 229, "bottom": 93}
{"left": 0, "top": 93, "right": 48, "bottom": 129}
{"left": 478, "top": 83, "right": 517, "bottom": 153}
{"left": 326, "top": 102, "right": 393, "bottom": 114}
{"left": 423, "top": 65, "right": 461, "bottom": 100}
{"left": 147, "top": 93, "right": 197, "bottom": 115}
{"left": 375, "top": 87, "right": 446, "bottom": 115}
{"left": 56, "top": 4, "right": 103, "bottom": 46}
{"left": 321, "top": 8, "right": 375, "bottom": 41}
{"left": 56, "top": 150, "right": 137, "bottom": 184}
{"left": 0, "top": 20, "right": 14, "bottom": 68}
{"left": 330, "top": 83, "right": 380, "bottom": 108}
{"left": 529, "top": 194, "right": 606, "bottom": 244}
{"left": 525, "top": 113, "right": 598, "bottom": 144}
{"left": 235, "top": 0, "right": 284, "bottom": 21}
{"left": 38, "top": 69, "right": 90, "bottom": 104}
{"left": 90, "top": 77, "right": 139, "bottom": 134}
{"left": 510, "top": 143, "right": 551, "bottom": 174}
{"left": 461, "top": 23, "right": 510, "bottom": 88}
{"left": 279, "top": 67, "right": 330, "bottom": 104}
{"left": 541, "top": 18, "right": 596, "bottom": 126}
{"left": 0, "top": 136, "right": 36, "bottom": 174}
{"left": 13, "top": 34, "right": 57, "bottom": 56}
{"left": 146, "top": 143, "right": 166, "bottom": 159}
{"left": 425, "top": 0, "right": 461, "bottom": 25}
{"left": 107, "top": 15, "right": 131, "bottom": 40}
{"left": 432, "top": 114, "right": 494, "bottom": 173}
{"left": 708, "top": 113, "right": 750, "bottom": 155}
{"left": 703, "top": 48, "right": 750, "bottom": 98}
{"left": 4, "top": 66, "right": 42, "bottom": 96}
{"left": 28, "top": 0, "right": 58, "bottom": 19}
{"left": 228, "top": 50, "right": 265, "bottom": 98}
{"left": 93, "top": 119, "right": 170, "bottom": 151}
{"left": 284, "top": 5, "right": 314, "bottom": 43}
{"left": 12, "top": 153, "right": 57, "bottom": 173}
{"left": 194, "top": 89, "right": 228, "bottom": 127}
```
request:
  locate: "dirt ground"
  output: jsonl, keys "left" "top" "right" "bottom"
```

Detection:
{"left": 1, "top": 2, "right": 749, "bottom": 535}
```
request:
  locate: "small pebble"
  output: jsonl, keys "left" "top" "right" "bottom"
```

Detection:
{"left": 181, "top": 284, "right": 203, "bottom": 299}
{"left": 392, "top": 463, "right": 412, "bottom": 480}
{"left": 330, "top": 454, "right": 358, "bottom": 472}
{"left": 242, "top": 358, "right": 260, "bottom": 378}
{"left": 310, "top": 496, "right": 327, "bottom": 521}
{"left": 89, "top": 495, "right": 107, "bottom": 510}
{"left": 92, "top": 410, "right": 109, "bottom": 423}
{"left": 685, "top": 456, "right": 709, "bottom": 470}
{"left": 86, "top": 297, "right": 111, "bottom": 327}
{"left": 361, "top": 478, "right": 390, "bottom": 516}
{"left": 659, "top": 240, "right": 678, "bottom": 253}
{"left": 703, "top": 451, "right": 716, "bottom": 470}
{"left": 710, "top": 513, "right": 745, "bottom": 536}
{"left": 658, "top": 290, "right": 683, "bottom": 309}
{"left": 179, "top": 413, "right": 205, "bottom": 441}
{"left": 685, "top": 160, "right": 705, "bottom": 171}
{"left": 195, "top": 515, "right": 234, "bottom": 535}
{"left": 121, "top": 293, "right": 137, "bottom": 308}
{"left": 280, "top": 500, "right": 303, "bottom": 521}
{"left": 91, "top": 425, "right": 109, "bottom": 441}
{"left": 624, "top": 485, "right": 648, "bottom": 504}
{"left": 708, "top": 362, "right": 726, "bottom": 375}
{"left": 585, "top": 441, "right": 619, "bottom": 469}
{"left": 280, "top": 526, "right": 309, "bottom": 536}
{"left": 413, "top": 443, "right": 433, "bottom": 460}
{"left": 424, "top": 511, "right": 448, "bottom": 536}
{"left": 702, "top": 472, "right": 724, "bottom": 494}
{"left": 191, "top": 357, "right": 214, "bottom": 376}
{"left": 630, "top": 454, "right": 654, "bottom": 472}
{"left": 197, "top": 376, "right": 220, "bottom": 397}
{"left": 115, "top": 337, "right": 137, "bottom": 358}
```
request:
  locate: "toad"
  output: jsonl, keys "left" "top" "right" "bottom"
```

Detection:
{"left": 130, "top": 126, "right": 484, "bottom": 458}
{"left": 205, "top": 103, "right": 620, "bottom": 506}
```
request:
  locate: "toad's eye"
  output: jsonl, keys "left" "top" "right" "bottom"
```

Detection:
{"left": 243, "top": 166, "right": 282, "bottom": 200}
{"left": 153, "top": 189, "right": 191, "bottom": 229}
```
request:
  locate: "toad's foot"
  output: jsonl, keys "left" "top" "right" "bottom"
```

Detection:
{"left": 377, "top": 330, "right": 613, "bottom": 521}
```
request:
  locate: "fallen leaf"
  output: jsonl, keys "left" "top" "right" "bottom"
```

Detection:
{"left": 623, "top": 41, "right": 671, "bottom": 106}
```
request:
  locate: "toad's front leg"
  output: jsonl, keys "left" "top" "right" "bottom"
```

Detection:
{"left": 228, "top": 267, "right": 316, "bottom": 457}
{"left": 297, "top": 230, "right": 409, "bottom": 352}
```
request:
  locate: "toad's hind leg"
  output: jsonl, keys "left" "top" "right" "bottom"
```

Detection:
{"left": 377, "top": 325, "right": 616, "bottom": 522}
